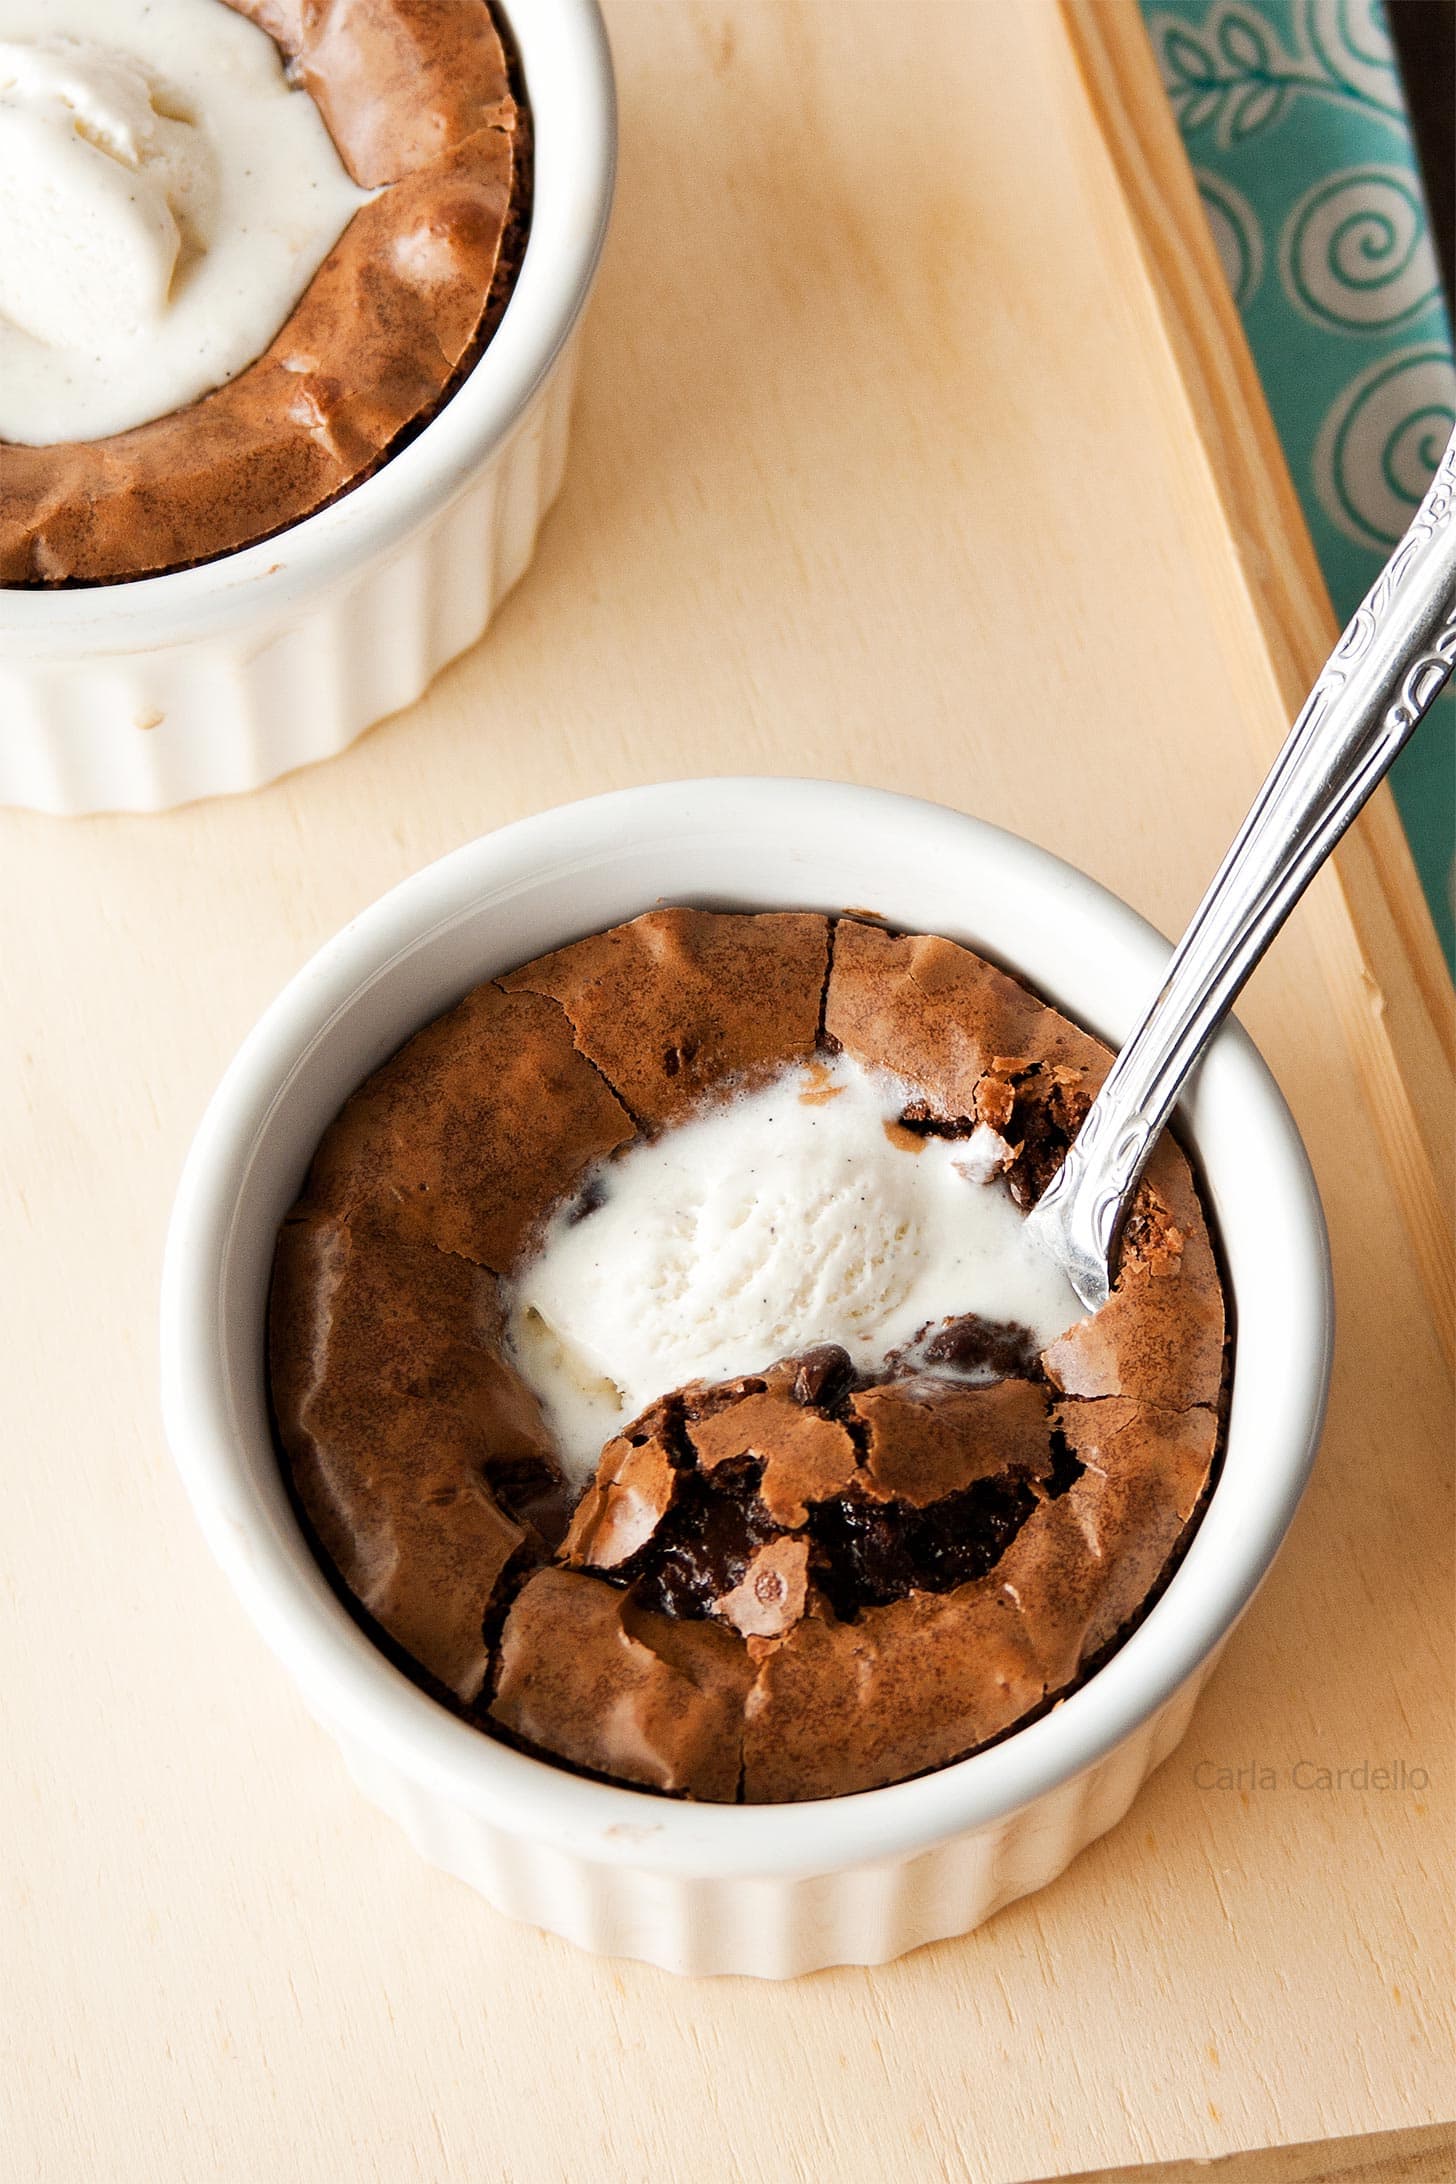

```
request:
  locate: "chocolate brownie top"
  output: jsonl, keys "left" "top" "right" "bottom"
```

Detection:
{"left": 269, "top": 909, "right": 1226, "bottom": 1801}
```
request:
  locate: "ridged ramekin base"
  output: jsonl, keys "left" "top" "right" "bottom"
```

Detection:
{"left": 0, "top": 338, "right": 579, "bottom": 817}
{"left": 324, "top": 1664, "right": 1212, "bottom": 1979}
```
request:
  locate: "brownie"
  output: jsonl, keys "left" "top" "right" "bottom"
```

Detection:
{"left": 502, "top": 909, "right": 829, "bottom": 1127}
{"left": 0, "top": 0, "right": 530, "bottom": 585}
{"left": 268, "top": 909, "right": 1228, "bottom": 1800}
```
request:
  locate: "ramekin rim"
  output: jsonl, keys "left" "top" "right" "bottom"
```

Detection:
{"left": 160, "top": 778, "right": 1332, "bottom": 1881}
{"left": 0, "top": 0, "right": 616, "bottom": 647}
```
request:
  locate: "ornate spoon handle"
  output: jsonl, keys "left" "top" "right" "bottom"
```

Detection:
{"left": 1027, "top": 427, "right": 1456, "bottom": 1312}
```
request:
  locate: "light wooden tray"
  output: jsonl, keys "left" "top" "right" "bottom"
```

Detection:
{"left": 3, "top": 4, "right": 1450, "bottom": 2180}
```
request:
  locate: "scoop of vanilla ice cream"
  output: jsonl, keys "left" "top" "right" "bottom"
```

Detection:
{"left": 0, "top": 39, "right": 206, "bottom": 352}
{"left": 0, "top": 0, "right": 370, "bottom": 445}
{"left": 510, "top": 1054, "right": 1087, "bottom": 1485}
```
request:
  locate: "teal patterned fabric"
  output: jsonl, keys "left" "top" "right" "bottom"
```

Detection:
{"left": 1140, "top": 0, "right": 1456, "bottom": 970}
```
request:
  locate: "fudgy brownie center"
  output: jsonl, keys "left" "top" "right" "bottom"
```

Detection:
{"left": 576, "top": 1331, "right": 1072, "bottom": 1630}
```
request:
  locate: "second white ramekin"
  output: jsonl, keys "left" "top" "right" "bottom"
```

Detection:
{"left": 160, "top": 780, "right": 1333, "bottom": 1977}
{"left": 0, "top": 0, "right": 615, "bottom": 817}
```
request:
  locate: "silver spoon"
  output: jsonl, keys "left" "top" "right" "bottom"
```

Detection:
{"left": 1027, "top": 427, "right": 1456, "bottom": 1313}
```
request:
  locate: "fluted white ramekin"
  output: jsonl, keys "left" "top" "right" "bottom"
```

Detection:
{"left": 161, "top": 781, "right": 1333, "bottom": 1977}
{"left": 0, "top": 0, "right": 615, "bottom": 816}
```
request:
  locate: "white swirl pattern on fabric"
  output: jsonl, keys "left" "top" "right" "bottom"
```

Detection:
{"left": 1281, "top": 166, "right": 1440, "bottom": 329}
{"left": 1304, "top": 0, "right": 1402, "bottom": 112}
{"left": 1313, "top": 347, "right": 1456, "bottom": 547}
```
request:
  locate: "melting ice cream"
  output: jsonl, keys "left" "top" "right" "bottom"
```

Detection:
{"left": 510, "top": 1052, "right": 1088, "bottom": 1484}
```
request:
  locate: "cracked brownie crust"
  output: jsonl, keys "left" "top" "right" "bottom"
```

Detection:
{"left": 0, "top": 0, "right": 529, "bottom": 585}
{"left": 268, "top": 909, "right": 1228, "bottom": 1801}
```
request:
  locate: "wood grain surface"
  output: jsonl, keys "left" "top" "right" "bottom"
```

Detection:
{"left": 2, "top": 4, "right": 1450, "bottom": 2180}
{"left": 1067, "top": 2119, "right": 1455, "bottom": 2184}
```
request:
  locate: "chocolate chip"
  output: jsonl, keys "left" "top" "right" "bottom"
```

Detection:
{"left": 922, "top": 1314, "right": 1037, "bottom": 1379}
{"left": 791, "top": 1344, "right": 854, "bottom": 1409}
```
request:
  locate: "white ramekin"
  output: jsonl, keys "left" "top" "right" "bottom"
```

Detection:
{"left": 0, "top": 0, "right": 615, "bottom": 818}
{"left": 160, "top": 780, "right": 1333, "bottom": 1978}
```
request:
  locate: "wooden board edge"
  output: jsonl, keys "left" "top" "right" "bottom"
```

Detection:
{"left": 1055, "top": 0, "right": 1455, "bottom": 1362}
{"left": 1054, "top": 2116, "right": 1456, "bottom": 2183}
